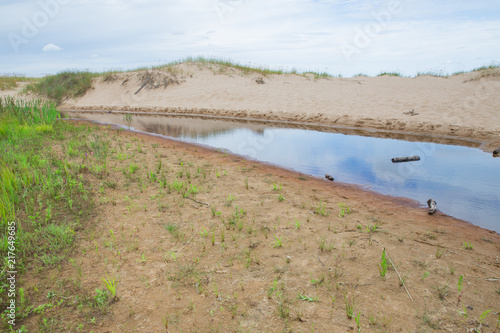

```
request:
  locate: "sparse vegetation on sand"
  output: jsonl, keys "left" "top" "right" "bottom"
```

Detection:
{"left": 0, "top": 97, "right": 98, "bottom": 330}
{"left": 462, "top": 65, "right": 500, "bottom": 82}
{"left": 24, "top": 70, "right": 97, "bottom": 105}
{"left": 15, "top": 57, "right": 500, "bottom": 106}
{"left": 1, "top": 97, "right": 498, "bottom": 332}
{"left": 377, "top": 71, "right": 402, "bottom": 77}
{"left": 19, "top": 56, "right": 340, "bottom": 104}
{"left": 416, "top": 71, "right": 448, "bottom": 77}
{"left": 0, "top": 74, "right": 30, "bottom": 91}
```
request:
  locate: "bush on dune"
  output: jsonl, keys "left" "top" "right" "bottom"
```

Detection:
{"left": 25, "top": 71, "right": 96, "bottom": 105}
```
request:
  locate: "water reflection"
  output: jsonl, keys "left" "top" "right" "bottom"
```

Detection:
{"left": 63, "top": 111, "right": 500, "bottom": 233}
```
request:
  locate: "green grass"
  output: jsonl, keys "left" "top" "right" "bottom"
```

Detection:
{"left": 462, "top": 64, "right": 500, "bottom": 81}
{"left": 463, "top": 242, "right": 473, "bottom": 250}
{"left": 158, "top": 56, "right": 334, "bottom": 78}
{"left": 102, "top": 273, "right": 118, "bottom": 299}
{"left": 452, "top": 64, "right": 500, "bottom": 76}
{"left": 345, "top": 292, "right": 355, "bottom": 320}
{"left": 315, "top": 201, "right": 331, "bottom": 216}
{"left": 273, "top": 235, "right": 283, "bottom": 248}
{"left": 297, "top": 294, "right": 318, "bottom": 302}
{"left": 457, "top": 275, "right": 464, "bottom": 295}
{"left": 377, "top": 72, "right": 402, "bottom": 77}
{"left": 303, "top": 71, "right": 331, "bottom": 79}
{"left": 155, "top": 56, "right": 340, "bottom": 80}
{"left": 0, "top": 97, "right": 99, "bottom": 328}
{"left": 168, "top": 56, "right": 288, "bottom": 76}
{"left": 416, "top": 71, "right": 447, "bottom": 77}
{"left": 24, "top": 71, "right": 97, "bottom": 105}
{"left": 379, "top": 249, "right": 389, "bottom": 278}
{"left": 318, "top": 237, "right": 334, "bottom": 252}
{"left": 0, "top": 75, "right": 30, "bottom": 91}
{"left": 338, "top": 203, "right": 350, "bottom": 217}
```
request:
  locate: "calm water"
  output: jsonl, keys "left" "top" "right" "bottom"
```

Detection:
{"left": 64, "top": 112, "right": 500, "bottom": 233}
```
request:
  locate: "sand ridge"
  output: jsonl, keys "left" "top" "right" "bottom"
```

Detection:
{"left": 60, "top": 63, "right": 500, "bottom": 151}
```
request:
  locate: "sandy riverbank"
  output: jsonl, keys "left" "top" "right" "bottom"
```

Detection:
{"left": 59, "top": 62, "right": 500, "bottom": 152}
{"left": 21, "top": 122, "right": 500, "bottom": 332}
{"left": 3, "top": 76, "right": 500, "bottom": 331}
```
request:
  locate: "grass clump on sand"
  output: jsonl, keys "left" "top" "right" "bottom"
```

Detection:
{"left": 0, "top": 75, "right": 30, "bottom": 91}
{"left": 463, "top": 65, "right": 500, "bottom": 82}
{"left": 416, "top": 71, "right": 448, "bottom": 77}
{"left": 377, "top": 72, "right": 402, "bottom": 77}
{"left": 24, "top": 70, "right": 97, "bottom": 105}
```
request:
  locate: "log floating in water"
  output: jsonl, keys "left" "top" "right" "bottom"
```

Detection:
{"left": 325, "top": 174, "right": 334, "bottom": 181}
{"left": 427, "top": 199, "right": 437, "bottom": 215}
{"left": 391, "top": 156, "right": 421, "bottom": 163}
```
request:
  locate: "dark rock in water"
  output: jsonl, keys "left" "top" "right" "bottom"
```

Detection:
{"left": 493, "top": 148, "right": 499, "bottom": 155}
{"left": 325, "top": 174, "right": 334, "bottom": 181}
{"left": 427, "top": 199, "right": 437, "bottom": 215}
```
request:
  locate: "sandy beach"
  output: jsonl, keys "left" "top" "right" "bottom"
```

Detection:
{"left": 2, "top": 63, "right": 500, "bottom": 332}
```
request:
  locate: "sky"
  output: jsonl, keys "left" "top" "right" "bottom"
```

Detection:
{"left": 1, "top": 0, "right": 499, "bottom": 77}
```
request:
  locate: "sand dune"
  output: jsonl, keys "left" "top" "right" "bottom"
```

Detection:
{"left": 57, "top": 63, "right": 500, "bottom": 151}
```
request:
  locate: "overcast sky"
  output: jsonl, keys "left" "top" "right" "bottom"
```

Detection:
{"left": 1, "top": 0, "right": 499, "bottom": 77}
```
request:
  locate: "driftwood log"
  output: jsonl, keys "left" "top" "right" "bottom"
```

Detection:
{"left": 391, "top": 156, "right": 420, "bottom": 163}
{"left": 325, "top": 174, "right": 334, "bottom": 181}
{"left": 427, "top": 199, "right": 437, "bottom": 214}
{"left": 134, "top": 78, "right": 152, "bottom": 95}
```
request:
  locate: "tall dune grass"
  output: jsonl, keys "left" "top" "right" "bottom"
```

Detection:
{"left": 21, "top": 58, "right": 500, "bottom": 105}
{"left": 169, "top": 56, "right": 290, "bottom": 76}
{"left": 24, "top": 70, "right": 97, "bottom": 105}
{"left": 0, "top": 75, "right": 29, "bottom": 91}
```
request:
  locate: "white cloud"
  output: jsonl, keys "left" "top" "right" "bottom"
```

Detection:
{"left": 90, "top": 54, "right": 99, "bottom": 58}
{"left": 42, "top": 43, "right": 62, "bottom": 52}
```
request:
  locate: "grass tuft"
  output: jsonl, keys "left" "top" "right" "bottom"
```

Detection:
{"left": 102, "top": 273, "right": 118, "bottom": 300}
{"left": 377, "top": 72, "right": 402, "bottom": 77}
{"left": 24, "top": 70, "right": 97, "bottom": 105}
{"left": 0, "top": 74, "right": 30, "bottom": 91}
